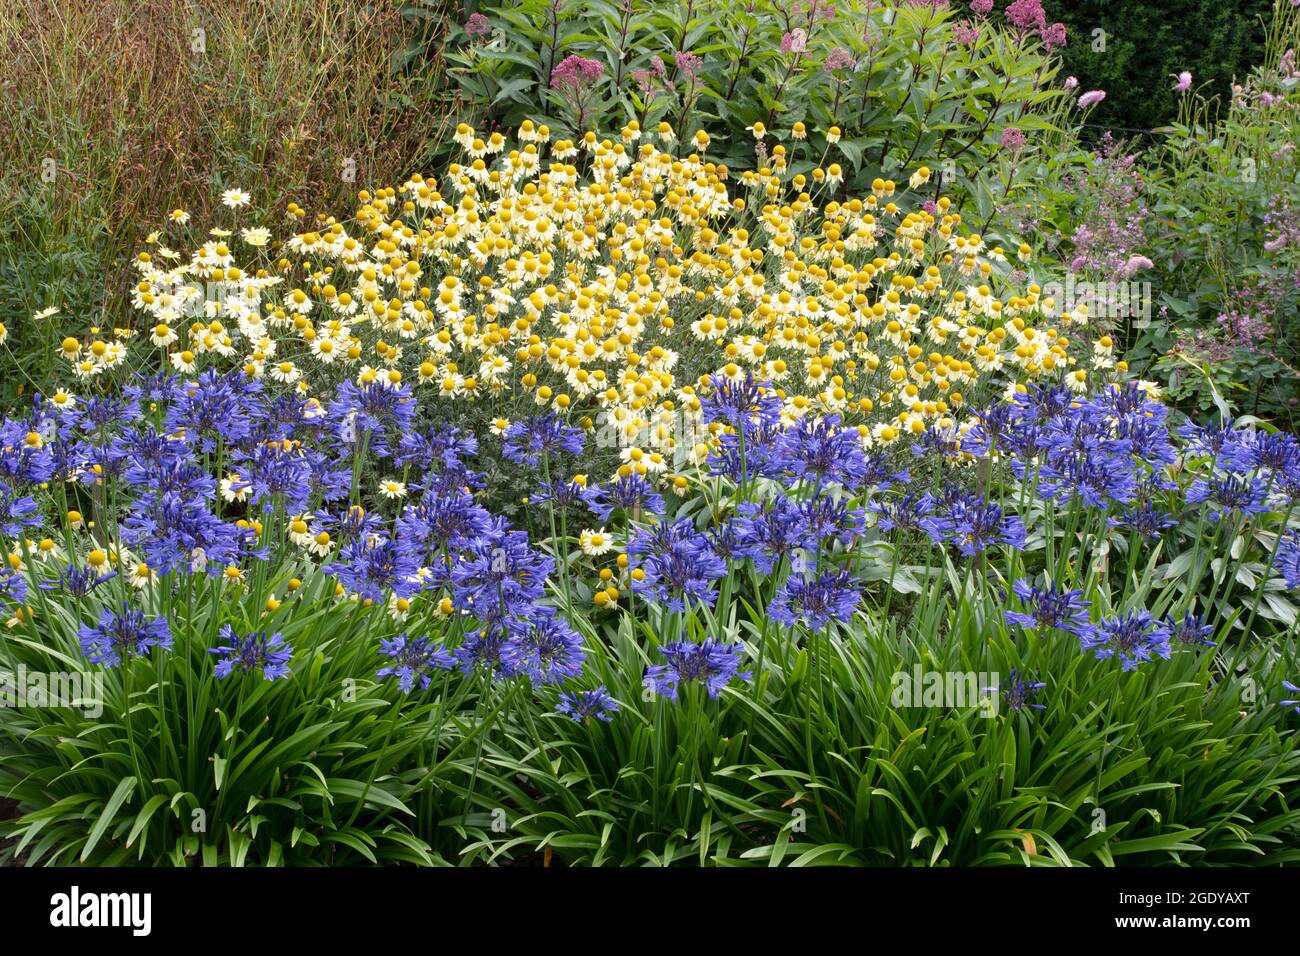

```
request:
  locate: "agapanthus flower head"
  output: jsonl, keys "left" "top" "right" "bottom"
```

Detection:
{"left": 775, "top": 414, "right": 866, "bottom": 487}
{"left": 769, "top": 569, "right": 860, "bottom": 632}
{"left": 166, "top": 369, "right": 263, "bottom": 453}
{"left": 1119, "top": 500, "right": 1178, "bottom": 539}
{"left": 699, "top": 373, "right": 782, "bottom": 431}
{"left": 396, "top": 492, "right": 494, "bottom": 562}
{"left": 210, "top": 625, "right": 292, "bottom": 680}
{"left": 1177, "top": 418, "right": 1243, "bottom": 461}
{"left": 997, "top": 669, "right": 1046, "bottom": 713}
{"left": 1185, "top": 474, "right": 1270, "bottom": 523}
{"left": 451, "top": 525, "right": 554, "bottom": 615}
{"left": 1165, "top": 612, "right": 1215, "bottom": 647}
{"left": 1273, "top": 530, "right": 1300, "bottom": 590}
{"left": 1081, "top": 610, "right": 1171, "bottom": 670}
{"left": 0, "top": 482, "right": 42, "bottom": 537}
{"left": 42, "top": 564, "right": 116, "bottom": 598}
{"left": 582, "top": 473, "right": 665, "bottom": 522}
{"left": 921, "top": 494, "right": 1026, "bottom": 556}
{"left": 1005, "top": 578, "right": 1092, "bottom": 636}
{"left": 454, "top": 621, "right": 511, "bottom": 675}
{"left": 628, "top": 518, "right": 727, "bottom": 612}
{"left": 644, "top": 637, "right": 750, "bottom": 701}
{"left": 799, "top": 496, "right": 864, "bottom": 546}
{"left": 1281, "top": 680, "right": 1300, "bottom": 716}
{"left": 377, "top": 633, "right": 455, "bottom": 692}
{"left": 79, "top": 603, "right": 173, "bottom": 667}
{"left": 326, "top": 536, "right": 421, "bottom": 603}
{"left": 501, "top": 607, "right": 586, "bottom": 684}
{"left": 327, "top": 380, "right": 415, "bottom": 456}
{"left": 0, "top": 567, "right": 29, "bottom": 605}
{"left": 869, "top": 489, "right": 933, "bottom": 534}
{"left": 707, "top": 420, "right": 784, "bottom": 483}
{"left": 734, "top": 496, "right": 815, "bottom": 574}
{"left": 556, "top": 685, "right": 620, "bottom": 723}
{"left": 501, "top": 414, "right": 585, "bottom": 467}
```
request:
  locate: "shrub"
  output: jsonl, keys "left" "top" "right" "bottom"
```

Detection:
{"left": 1035, "top": 0, "right": 1275, "bottom": 135}
{"left": 442, "top": 0, "right": 1075, "bottom": 217}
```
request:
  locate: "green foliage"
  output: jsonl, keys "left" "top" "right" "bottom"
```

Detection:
{"left": 1038, "top": 0, "right": 1275, "bottom": 135}
{"left": 444, "top": 0, "right": 1072, "bottom": 213}
{"left": 1131, "top": 2, "right": 1300, "bottom": 423}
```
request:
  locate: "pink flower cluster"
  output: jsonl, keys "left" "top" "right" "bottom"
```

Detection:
{"left": 1004, "top": 0, "right": 1066, "bottom": 49}
{"left": 1000, "top": 126, "right": 1027, "bottom": 152}
{"left": 551, "top": 54, "right": 604, "bottom": 91}
{"left": 632, "top": 57, "right": 669, "bottom": 96}
{"left": 674, "top": 50, "right": 703, "bottom": 81}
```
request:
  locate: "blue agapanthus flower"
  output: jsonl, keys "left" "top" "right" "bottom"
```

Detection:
{"left": 706, "top": 420, "right": 784, "bottom": 482}
{"left": 501, "top": 608, "right": 586, "bottom": 684}
{"left": 1004, "top": 578, "right": 1092, "bottom": 636}
{"left": 699, "top": 373, "right": 783, "bottom": 430}
{"left": 799, "top": 496, "right": 865, "bottom": 547}
{"left": 327, "top": 536, "right": 421, "bottom": 603}
{"left": 327, "top": 380, "right": 416, "bottom": 457}
{"left": 644, "top": 638, "right": 750, "bottom": 701}
{"left": 396, "top": 492, "right": 494, "bottom": 563}
{"left": 210, "top": 625, "right": 292, "bottom": 680}
{"left": 769, "top": 569, "right": 860, "bottom": 632}
{"left": 869, "top": 490, "right": 933, "bottom": 533}
{"left": 995, "top": 669, "right": 1046, "bottom": 713}
{"left": 377, "top": 633, "right": 455, "bottom": 692}
{"left": 0, "top": 481, "right": 42, "bottom": 537}
{"left": 1273, "top": 530, "right": 1300, "bottom": 590}
{"left": 582, "top": 473, "right": 665, "bottom": 523}
{"left": 556, "top": 686, "right": 620, "bottom": 723}
{"left": 453, "top": 622, "right": 515, "bottom": 677}
{"left": 921, "top": 495, "right": 1026, "bottom": 556}
{"left": 78, "top": 604, "right": 174, "bottom": 667}
{"left": 501, "top": 414, "right": 585, "bottom": 467}
{"left": 1080, "top": 610, "right": 1171, "bottom": 670}
{"left": 236, "top": 440, "right": 314, "bottom": 511}
{"left": 775, "top": 415, "right": 866, "bottom": 487}
{"left": 1281, "top": 680, "right": 1300, "bottom": 715}
{"left": 627, "top": 518, "right": 727, "bottom": 611}
{"left": 1119, "top": 500, "right": 1179, "bottom": 539}
{"left": 734, "top": 496, "right": 814, "bottom": 575}
{"left": 165, "top": 369, "right": 263, "bottom": 452}
{"left": 1164, "top": 611, "right": 1215, "bottom": 647}
{"left": 41, "top": 564, "right": 116, "bottom": 598}
{"left": 0, "top": 567, "right": 29, "bottom": 605}
{"left": 451, "top": 526, "right": 553, "bottom": 619}
{"left": 1185, "top": 475, "right": 1271, "bottom": 523}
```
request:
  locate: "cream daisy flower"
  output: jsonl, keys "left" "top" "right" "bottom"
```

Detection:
{"left": 579, "top": 528, "right": 613, "bottom": 556}
{"left": 378, "top": 478, "right": 407, "bottom": 499}
{"left": 222, "top": 188, "right": 252, "bottom": 210}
